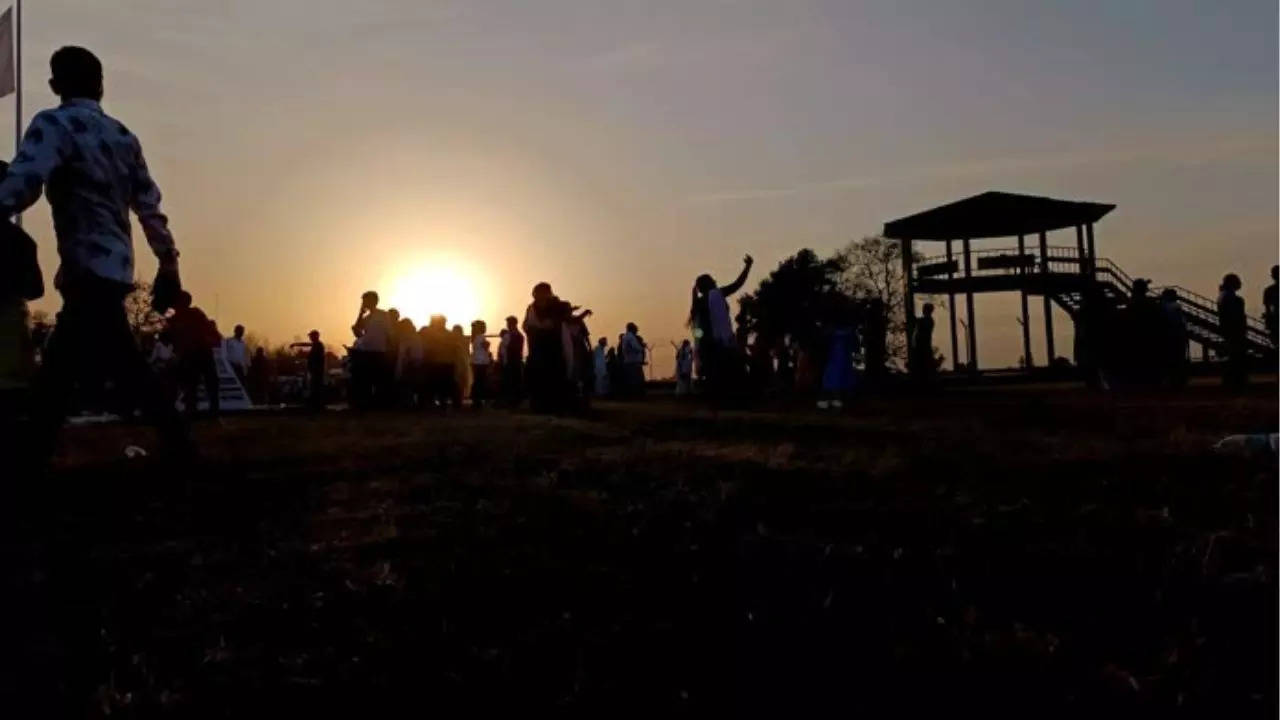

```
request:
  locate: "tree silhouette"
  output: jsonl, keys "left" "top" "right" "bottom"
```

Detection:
{"left": 836, "top": 236, "right": 922, "bottom": 366}
{"left": 124, "top": 281, "right": 166, "bottom": 340}
{"left": 735, "top": 248, "right": 853, "bottom": 352}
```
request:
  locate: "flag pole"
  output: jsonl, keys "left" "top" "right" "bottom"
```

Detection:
{"left": 13, "top": 0, "right": 20, "bottom": 227}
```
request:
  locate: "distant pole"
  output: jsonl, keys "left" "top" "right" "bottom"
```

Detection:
{"left": 13, "top": 0, "right": 20, "bottom": 228}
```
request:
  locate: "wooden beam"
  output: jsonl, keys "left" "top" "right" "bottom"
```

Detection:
{"left": 1086, "top": 223, "right": 1097, "bottom": 276}
{"left": 1075, "top": 225, "right": 1086, "bottom": 275}
{"left": 1018, "top": 234, "right": 1033, "bottom": 368}
{"left": 962, "top": 238, "right": 977, "bottom": 373}
{"left": 946, "top": 239, "right": 959, "bottom": 371}
{"left": 1040, "top": 230, "right": 1055, "bottom": 362}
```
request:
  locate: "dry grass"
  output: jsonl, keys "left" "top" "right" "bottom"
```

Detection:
{"left": 2, "top": 383, "right": 1276, "bottom": 715}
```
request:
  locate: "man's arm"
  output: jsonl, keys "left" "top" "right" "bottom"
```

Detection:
{"left": 719, "top": 255, "right": 755, "bottom": 296}
{"left": 128, "top": 138, "right": 179, "bottom": 268}
{"left": 0, "top": 113, "right": 69, "bottom": 217}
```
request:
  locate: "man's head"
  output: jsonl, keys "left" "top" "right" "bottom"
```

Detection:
{"left": 388, "top": 308, "right": 400, "bottom": 324}
{"left": 471, "top": 319, "right": 487, "bottom": 336}
{"left": 598, "top": 337, "right": 607, "bottom": 347}
{"left": 695, "top": 274, "right": 716, "bottom": 294}
{"left": 50, "top": 47, "right": 103, "bottom": 102}
{"left": 922, "top": 303, "right": 935, "bottom": 317}
{"left": 1222, "top": 273, "right": 1242, "bottom": 292}
{"left": 361, "top": 291, "right": 379, "bottom": 310}
{"left": 430, "top": 314, "right": 446, "bottom": 329}
{"left": 626, "top": 322, "right": 638, "bottom": 334}
{"left": 1132, "top": 278, "right": 1150, "bottom": 298}
{"left": 532, "top": 282, "right": 552, "bottom": 302}
{"left": 175, "top": 290, "right": 193, "bottom": 310}
{"left": 234, "top": 324, "right": 245, "bottom": 339}
{"left": 1160, "top": 288, "right": 1178, "bottom": 304}
{"left": 308, "top": 330, "right": 320, "bottom": 342}
{"left": 1272, "top": 265, "right": 1278, "bottom": 281}
{"left": 681, "top": 339, "right": 691, "bottom": 348}
{"left": 506, "top": 315, "right": 518, "bottom": 330}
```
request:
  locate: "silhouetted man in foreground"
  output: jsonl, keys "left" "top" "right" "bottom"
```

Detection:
{"left": 1, "top": 47, "right": 187, "bottom": 464}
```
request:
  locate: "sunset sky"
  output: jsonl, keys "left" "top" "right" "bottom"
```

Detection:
{"left": 17, "top": 0, "right": 1278, "bottom": 371}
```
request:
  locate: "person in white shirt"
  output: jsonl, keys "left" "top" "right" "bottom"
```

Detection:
{"left": 350, "top": 290, "right": 393, "bottom": 408}
{"left": 223, "top": 324, "right": 249, "bottom": 382}
{"left": 593, "top": 337, "right": 610, "bottom": 396}
{"left": 689, "top": 255, "right": 754, "bottom": 400}
{"left": 4, "top": 47, "right": 188, "bottom": 462}
{"left": 469, "top": 319, "right": 493, "bottom": 408}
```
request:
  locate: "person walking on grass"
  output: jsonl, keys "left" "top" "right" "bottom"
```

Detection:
{"left": 168, "top": 291, "right": 222, "bottom": 418}
{"left": 3, "top": 46, "right": 190, "bottom": 463}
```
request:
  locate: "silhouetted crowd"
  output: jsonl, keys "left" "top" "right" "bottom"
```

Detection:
{"left": 337, "top": 283, "right": 655, "bottom": 414}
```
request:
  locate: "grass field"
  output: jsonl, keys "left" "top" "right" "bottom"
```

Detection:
{"left": 3, "top": 384, "right": 1276, "bottom": 715}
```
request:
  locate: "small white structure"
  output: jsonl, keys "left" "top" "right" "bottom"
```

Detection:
{"left": 191, "top": 347, "right": 252, "bottom": 411}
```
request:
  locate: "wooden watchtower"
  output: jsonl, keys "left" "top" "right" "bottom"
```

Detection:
{"left": 884, "top": 191, "right": 1115, "bottom": 373}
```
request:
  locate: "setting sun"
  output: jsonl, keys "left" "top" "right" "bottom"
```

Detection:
{"left": 383, "top": 261, "right": 488, "bottom": 329}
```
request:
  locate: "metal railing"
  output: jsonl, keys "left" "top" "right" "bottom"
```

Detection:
{"left": 914, "top": 245, "right": 1275, "bottom": 350}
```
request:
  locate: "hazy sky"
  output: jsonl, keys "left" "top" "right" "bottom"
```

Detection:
{"left": 18, "top": 0, "right": 1278, "bottom": 370}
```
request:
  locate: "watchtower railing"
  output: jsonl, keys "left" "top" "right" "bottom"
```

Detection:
{"left": 913, "top": 244, "right": 1274, "bottom": 350}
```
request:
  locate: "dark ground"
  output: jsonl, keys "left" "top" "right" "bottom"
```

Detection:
{"left": 2, "top": 384, "right": 1276, "bottom": 716}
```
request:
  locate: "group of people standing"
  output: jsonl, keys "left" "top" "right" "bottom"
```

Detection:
{"left": 341, "top": 283, "right": 656, "bottom": 414}
{"left": 1071, "top": 267, "right": 1276, "bottom": 391}
{"left": 344, "top": 290, "right": 523, "bottom": 411}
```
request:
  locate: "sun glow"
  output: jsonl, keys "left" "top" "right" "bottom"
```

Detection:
{"left": 384, "top": 261, "right": 487, "bottom": 329}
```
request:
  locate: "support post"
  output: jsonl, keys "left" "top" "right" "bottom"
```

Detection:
{"left": 1075, "top": 225, "right": 1086, "bottom": 275}
{"left": 1040, "top": 230, "right": 1055, "bottom": 362}
{"left": 1086, "top": 223, "right": 1097, "bottom": 277}
{"left": 1018, "top": 234, "right": 1033, "bottom": 368}
{"left": 946, "top": 239, "right": 959, "bottom": 371}
{"left": 962, "top": 238, "right": 977, "bottom": 373}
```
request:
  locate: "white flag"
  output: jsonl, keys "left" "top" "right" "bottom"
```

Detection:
{"left": 0, "top": 7, "right": 13, "bottom": 99}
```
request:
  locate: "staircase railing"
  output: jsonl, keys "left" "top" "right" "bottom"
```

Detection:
{"left": 913, "top": 245, "right": 1275, "bottom": 352}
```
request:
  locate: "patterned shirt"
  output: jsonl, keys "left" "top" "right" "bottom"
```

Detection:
{"left": 0, "top": 98, "right": 177, "bottom": 286}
